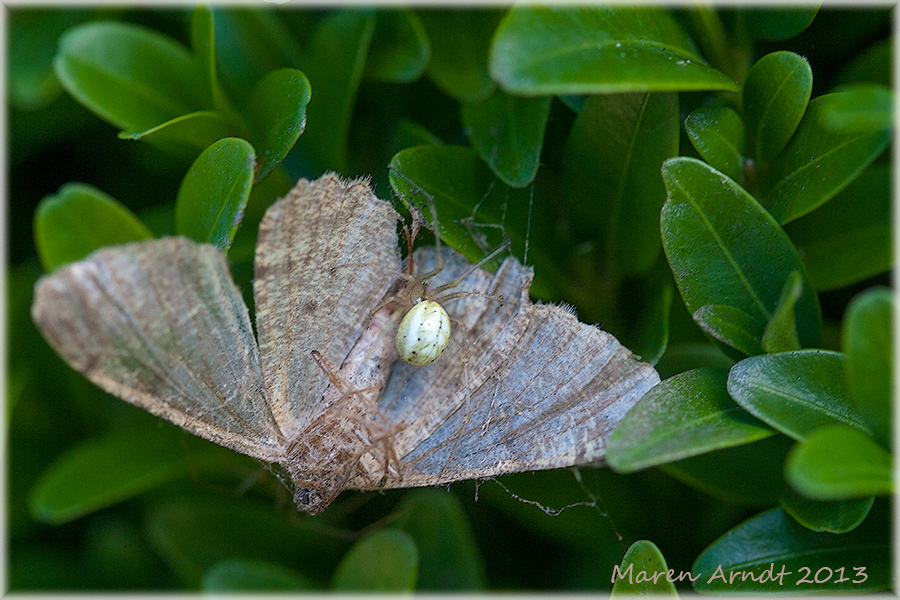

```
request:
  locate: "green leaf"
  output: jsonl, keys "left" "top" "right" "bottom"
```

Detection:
{"left": 780, "top": 488, "right": 874, "bottom": 533}
{"left": 661, "top": 157, "right": 822, "bottom": 350}
{"left": 727, "top": 350, "right": 874, "bottom": 442}
{"left": 743, "top": 6, "right": 820, "bottom": 41}
{"left": 28, "top": 427, "right": 207, "bottom": 525}
{"left": 835, "top": 38, "right": 891, "bottom": 88}
{"left": 203, "top": 558, "right": 317, "bottom": 592}
{"left": 296, "top": 11, "right": 374, "bottom": 173}
{"left": 786, "top": 426, "right": 892, "bottom": 499}
{"left": 693, "top": 304, "right": 764, "bottom": 356}
{"left": 564, "top": 92, "right": 679, "bottom": 277}
{"left": 627, "top": 282, "right": 673, "bottom": 366}
{"left": 366, "top": 10, "right": 430, "bottom": 83}
{"left": 54, "top": 21, "right": 205, "bottom": 132}
{"left": 393, "top": 490, "right": 486, "bottom": 590}
{"left": 175, "top": 137, "right": 255, "bottom": 252}
{"left": 247, "top": 68, "right": 310, "bottom": 181}
{"left": 759, "top": 92, "right": 891, "bottom": 224}
{"left": 118, "top": 110, "right": 237, "bottom": 158}
{"left": 742, "top": 51, "right": 812, "bottom": 166}
{"left": 684, "top": 105, "right": 745, "bottom": 182}
{"left": 761, "top": 270, "right": 803, "bottom": 353}
{"left": 843, "top": 287, "right": 892, "bottom": 448}
{"left": 693, "top": 507, "right": 891, "bottom": 593}
{"left": 490, "top": 6, "right": 738, "bottom": 95}
{"left": 610, "top": 540, "right": 677, "bottom": 596}
{"left": 34, "top": 183, "right": 153, "bottom": 272}
{"left": 418, "top": 9, "right": 502, "bottom": 102}
{"left": 608, "top": 368, "right": 775, "bottom": 472}
{"left": 461, "top": 90, "right": 551, "bottom": 187}
{"left": 656, "top": 342, "right": 734, "bottom": 380}
{"left": 818, "top": 83, "right": 893, "bottom": 134}
{"left": 784, "top": 165, "right": 892, "bottom": 291}
{"left": 332, "top": 530, "right": 418, "bottom": 592}
{"left": 660, "top": 435, "right": 792, "bottom": 507}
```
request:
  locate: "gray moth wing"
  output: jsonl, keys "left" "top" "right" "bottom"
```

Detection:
{"left": 351, "top": 246, "right": 661, "bottom": 489}
{"left": 31, "top": 238, "right": 281, "bottom": 461}
{"left": 253, "top": 174, "right": 402, "bottom": 438}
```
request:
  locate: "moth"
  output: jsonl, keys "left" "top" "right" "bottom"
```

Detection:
{"left": 31, "top": 174, "right": 660, "bottom": 515}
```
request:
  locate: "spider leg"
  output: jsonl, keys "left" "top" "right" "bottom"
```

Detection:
{"left": 429, "top": 238, "right": 512, "bottom": 296}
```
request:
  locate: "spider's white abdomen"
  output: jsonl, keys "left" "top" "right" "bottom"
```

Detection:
{"left": 396, "top": 300, "right": 451, "bottom": 366}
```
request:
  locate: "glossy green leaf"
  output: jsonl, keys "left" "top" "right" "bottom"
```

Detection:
{"left": 693, "top": 507, "right": 891, "bottom": 593}
{"left": 332, "top": 530, "right": 418, "bottom": 591}
{"left": 118, "top": 110, "right": 237, "bottom": 158}
{"left": 693, "top": 304, "right": 764, "bottom": 356}
{"left": 54, "top": 21, "right": 204, "bottom": 132}
{"left": 843, "top": 287, "right": 892, "bottom": 448}
{"left": 146, "top": 497, "right": 342, "bottom": 588}
{"left": 608, "top": 368, "right": 775, "bottom": 472}
{"left": 759, "top": 92, "right": 891, "bottom": 224}
{"left": 175, "top": 137, "right": 255, "bottom": 252}
{"left": 742, "top": 51, "right": 812, "bottom": 166}
{"left": 762, "top": 270, "right": 803, "bottom": 353}
{"left": 296, "top": 11, "right": 374, "bottom": 173}
{"left": 490, "top": 6, "right": 738, "bottom": 95}
{"left": 743, "top": 6, "right": 820, "bottom": 41}
{"left": 780, "top": 488, "right": 874, "bottom": 533}
{"left": 34, "top": 183, "right": 153, "bottom": 272}
{"left": 393, "top": 490, "right": 486, "bottom": 590}
{"left": 28, "top": 427, "right": 208, "bottom": 525}
{"left": 610, "top": 540, "right": 677, "bottom": 596}
{"left": 461, "top": 90, "right": 551, "bottom": 187}
{"left": 661, "top": 157, "right": 822, "bottom": 350}
{"left": 661, "top": 435, "right": 792, "bottom": 507}
{"left": 819, "top": 83, "right": 892, "bottom": 134}
{"left": 786, "top": 426, "right": 892, "bottom": 499}
{"left": 418, "top": 9, "right": 502, "bottom": 102}
{"left": 784, "top": 165, "right": 892, "bottom": 291}
{"left": 564, "top": 92, "right": 679, "bottom": 277}
{"left": 203, "top": 558, "right": 317, "bottom": 592}
{"left": 727, "top": 350, "right": 874, "bottom": 441}
{"left": 366, "top": 10, "right": 429, "bottom": 83}
{"left": 190, "top": 5, "right": 234, "bottom": 115}
{"left": 247, "top": 68, "right": 310, "bottom": 181}
{"left": 684, "top": 105, "right": 745, "bottom": 182}
{"left": 656, "top": 342, "right": 734, "bottom": 380}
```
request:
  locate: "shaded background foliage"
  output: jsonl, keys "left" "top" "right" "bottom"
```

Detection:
{"left": 8, "top": 4, "right": 893, "bottom": 593}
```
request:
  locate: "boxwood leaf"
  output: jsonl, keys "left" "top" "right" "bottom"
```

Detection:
{"left": 693, "top": 304, "right": 764, "bottom": 356}
{"left": 743, "top": 6, "right": 820, "bottom": 41}
{"left": 175, "top": 137, "right": 255, "bottom": 252}
{"left": 835, "top": 38, "right": 891, "bottom": 88}
{"left": 461, "top": 90, "right": 551, "bottom": 187}
{"left": 656, "top": 342, "right": 734, "bottom": 380}
{"left": 118, "top": 110, "right": 237, "bottom": 158}
{"left": 247, "top": 68, "right": 310, "bottom": 181}
{"left": 393, "top": 490, "right": 486, "bottom": 590}
{"left": 564, "top": 92, "right": 679, "bottom": 277}
{"left": 54, "top": 21, "right": 205, "bottom": 132}
{"left": 34, "top": 183, "right": 153, "bottom": 272}
{"left": 610, "top": 540, "right": 677, "bottom": 596}
{"left": 742, "top": 51, "right": 812, "bottom": 166}
{"left": 296, "top": 11, "right": 374, "bottom": 173}
{"left": 818, "top": 83, "right": 892, "bottom": 134}
{"left": 692, "top": 507, "right": 891, "bottom": 593}
{"left": 761, "top": 270, "right": 803, "bottom": 353}
{"left": 608, "top": 368, "right": 775, "bottom": 472}
{"left": 786, "top": 426, "right": 892, "bottom": 499}
{"left": 759, "top": 92, "right": 891, "bottom": 224}
{"left": 843, "top": 287, "right": 892, "bottom": 448}
{"left": 28, "top": 426, "right": 211, "bottom": 525}
{"left": 727, "top": 350, "right": 874, "bottom": 441}
{"left": 490, "top": 6, "right": 738, "bottom": 95}
{"left": 627, "top": 282, "right": 672, "bottom": 366}
{"left": 332, "top": 530, "right": 418, "bottom": 591}
{"left": 780, "top": 488, "right": 874, "bottom": 533}
{"left": 418, "top": 9, "right": 502, "bottom": 102}
{"left": 784, "top": 165, "right": 891, "bottom": 291}
{"left": 684, "top": 105, "right": 745, "bottom": 182}
{"left": 203, "top": 558, "right": 317, "bottom": 592}
{"left": 661, "top": 157, "right": 822, "bottom": 349}
{"left": 366, "top": 10, "right": 429, "bottom": 83}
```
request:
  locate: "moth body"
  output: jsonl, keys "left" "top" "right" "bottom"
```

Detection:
{"left": 396, "top": 300, "right": 451, "bottom": 366}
